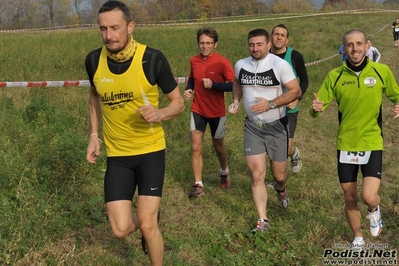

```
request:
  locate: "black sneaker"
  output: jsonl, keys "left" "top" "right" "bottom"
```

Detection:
{"left": 141, "top": 210, "right": 161, "bottom": 254}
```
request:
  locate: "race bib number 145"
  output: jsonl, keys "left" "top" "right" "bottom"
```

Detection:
{"left": 339, "top": 151, "right": 371, "bottom": 165}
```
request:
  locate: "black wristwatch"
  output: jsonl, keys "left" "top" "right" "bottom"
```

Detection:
{"left": 269, "top": 100, "right": 276, "bottom": 109}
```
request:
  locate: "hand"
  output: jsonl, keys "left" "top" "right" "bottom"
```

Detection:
{"left": 228, "top": 99, "right": 240, "bottom": 114}
{"left": 250, "top": 97, "right": 267, "bottom": 113}
{"left": 86, "top": 138, "right": 101, "bottom": 164}
{"left": 287, "top": 99, "right": 299, "bottom": 110}
{"left": 136, "top": 105, "right": 164, "bottom": 123}
{"left": 202, "top": 78, "right": 213, "bottom": 89}
{"left": 391, "top": 103, "right": 399, "bottom": 118}
{"left": 183, "top": 89, "right": 193, "bottom": 100}
{"left": 312, "top": 93, "right": 323, "bottom": 112}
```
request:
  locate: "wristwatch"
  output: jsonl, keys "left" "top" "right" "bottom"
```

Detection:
{"left": 269, "top": 100, "right": 276, "bottom": 109}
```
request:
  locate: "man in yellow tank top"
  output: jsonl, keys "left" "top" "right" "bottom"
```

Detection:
{"left": 85, "top": 1, "right": 184, "bottom": 265}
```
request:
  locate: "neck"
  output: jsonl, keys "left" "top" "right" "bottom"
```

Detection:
{"left": 271, "top": 46, "right": 286, "bottom": 55}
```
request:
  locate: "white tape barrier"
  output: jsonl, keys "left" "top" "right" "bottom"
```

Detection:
{"left": 0, "top": 78, "right": 190, "bottom": 88}
{"left": 0, "top": 55, "right": 341, "bottom": 88}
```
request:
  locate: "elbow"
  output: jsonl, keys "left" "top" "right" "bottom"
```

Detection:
{"left": 297, "top": 88, "right": 302, "bottom": 99}
{"left": 178, "top": 97, "right": 185, "bottom": 114}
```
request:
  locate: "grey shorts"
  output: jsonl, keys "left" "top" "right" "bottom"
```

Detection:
{"left": 243, "top": 117, "right": 289, "bottom": 162}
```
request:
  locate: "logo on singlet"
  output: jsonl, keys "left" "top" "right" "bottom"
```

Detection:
{"left": 341, "top": 81, "right": 355, "bottom": 86}
{"left": 101, "top": 77, "right": 114, "bottom": 83}
{"left": 364, "top": 77, "right": 377, "bottom": 86}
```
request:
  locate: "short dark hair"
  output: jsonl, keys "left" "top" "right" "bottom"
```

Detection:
{"left": 196, "top": 27, "right": 219, "bottom": 43}
{"left": 271, "top": 24, "right": 290, "bottom": 38}
{"left": 98, "top": 1, "right": 133, "bottom": 23}
{"left": 247, "top": 28, "right": 269, "bottom": 42}
{"left": 342, "top": 29, "right": 366, "bottom": 44}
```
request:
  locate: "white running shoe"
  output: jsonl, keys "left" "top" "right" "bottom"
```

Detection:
{"left": 351, "top": 237, "right": 365, "bottom": 251}
{"left": 291, "top": 147, "right": 302, "bottom": 173}
{"left": 366, "top": 205, "right": 383, "bottom": 237}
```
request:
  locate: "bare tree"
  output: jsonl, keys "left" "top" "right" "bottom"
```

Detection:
{"left": 72, "top": 0, "right": 84, "bottom": 23}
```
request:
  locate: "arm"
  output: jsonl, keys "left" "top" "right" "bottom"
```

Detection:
{"left": 184, "top": 77, "right": 194, "bottom": 100}
{"left": 375, "top": 48, "right": 381, "bottom": 63}
{"left": 86, "top": 86, "right": 102, "bottom": 163}
{"left": 251, "top": 78, "right": 301, "bottom": 114}
{"left": 206, "top": 58, "right": 235, "bottom": 92}
{"left": 271, "top": 78, "right": 301, "bottom": 109}
{"left": 309, "top": 73, "right": 336, "bottom": 118}
{"left": 137, "top": 86, "right": 184, "bottom": 122}
{"left": 228, "top": 78, "right": 243, "bottom": 114}
{"left": 293, "top": 52, "right": 309, "bottom": 98}
{"left": 210, "top": 81, "right": 233, "bottom": 92}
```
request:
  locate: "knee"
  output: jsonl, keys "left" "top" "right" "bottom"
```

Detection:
{"left": 111, "top": 227, "right": 130, "bottom": 239}
{"left": 344, "top": 194, "right": 359, "bottom": 207}
{"left": 251, "top": 173, "right": 265, "bottom": 186}
{"left": 140, "top": 221, "right": 158, "bottom": 239}
{"left": 191, "top": 143, "right": 202, "bottom": 154}
{"left": 362, "top": 193, "right": 379, "bottom": 207}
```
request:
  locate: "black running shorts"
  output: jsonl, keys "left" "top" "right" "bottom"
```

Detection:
{"left": 104, "top": 150, "right": 165, "bottom": 203}
{"left": 190, "top": 112, "right": 226, "bottom": 139}
{"left": 337, "top": 150, "right": 382, "bottom": 183}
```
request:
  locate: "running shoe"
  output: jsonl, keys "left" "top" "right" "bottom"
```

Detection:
{"left": 291, "top": 146, "right": 302, "bottom": 173}
{"left": 141, "top": 210, "right": 161, "bottom": 254}
{"left": 268, "top": 179, "right": 290, "bottom": 209}
{"left": 277, "top": 189, "right": 290, "bottom": 209}
{"left": 251, "top": 219, "right": 270, "bottom": 233}
{"left": 188, "top": 184, "right": 205, "bottom": 198}
{"left": 351, "top": 237, "right": 365, "bottom": 251}
{"left": 366, "top": 205, "right": 382, "bottom": 237}
{"left": 219, "top": 172, "right": 231, "bottom": 188}
{"left": 267, "top": 179, "right": 277, "bottom": 190}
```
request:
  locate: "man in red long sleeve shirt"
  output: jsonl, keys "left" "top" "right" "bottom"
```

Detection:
{"left": 184, "top": 27, "right": 235, "bottom": 198}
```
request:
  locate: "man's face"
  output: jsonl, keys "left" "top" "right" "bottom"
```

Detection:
{"left": 97, "top": 9, "right": 135, "bottom": 53}
{"left": 344, "top": 32, "right": 366, "bottom": 66}
{"left": 248, "top": 35, "right": 269, "bottom": 60}
{"left": 271, "top": 27, "right": 289, "bottom": 50}
{"left": 198, "top": 34, "right": 217, "bottom": 57}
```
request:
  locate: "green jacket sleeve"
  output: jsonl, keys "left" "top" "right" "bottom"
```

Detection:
{"left": 309, "top": 70, "right": 338, "bottom": 118}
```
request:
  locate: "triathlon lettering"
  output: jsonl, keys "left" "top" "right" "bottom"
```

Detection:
{"left": 239, "top": 68, "right": 280, "bottom": 87}
{"left": 240, "top": 74, "right": 274, "bottom": 86}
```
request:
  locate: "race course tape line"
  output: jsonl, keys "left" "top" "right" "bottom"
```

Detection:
{"left": 0, "top": 8, "right": 394, "bottom": 88}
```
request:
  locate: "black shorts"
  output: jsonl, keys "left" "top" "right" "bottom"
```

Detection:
{"left": 104, "top": 150, "right": 165, "bottom": 203}
{"left": 190, "top": 112, "right": 226, "bottom": 139}
{"left": 394, "top": 33, "right": 399, "bottom": 41}
{"left": 337, "top": 150, "right": 382, "bottom": 183}
{"left": 286, "top": 112, "right": 298, "bottom": 139}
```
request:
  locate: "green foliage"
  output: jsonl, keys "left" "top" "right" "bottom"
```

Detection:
{"left": 1, "top": 10, "right": 399, "bottom": 266}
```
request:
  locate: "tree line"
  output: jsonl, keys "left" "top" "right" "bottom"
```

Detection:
{"left": 0, "top": 0, "right": 396, "bottom": 30}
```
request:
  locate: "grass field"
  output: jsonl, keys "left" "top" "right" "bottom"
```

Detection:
{"left": 1, "top": 10, "right": 399, "bottom": 266}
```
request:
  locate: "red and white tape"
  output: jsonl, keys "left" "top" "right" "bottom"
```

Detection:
{"left": 0, "top": 77, "right": 191, "bottom": 88}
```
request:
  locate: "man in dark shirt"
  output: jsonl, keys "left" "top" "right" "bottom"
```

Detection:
{"left": 270, "top": 24, "right": 309, "bottom": 174}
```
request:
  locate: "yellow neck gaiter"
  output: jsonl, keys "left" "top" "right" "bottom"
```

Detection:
{"left": 107, "top": 35, "right": 137, "bottom": 62}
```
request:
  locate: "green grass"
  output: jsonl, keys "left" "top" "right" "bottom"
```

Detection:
{"left": 1, "top": 10, "right": 399, "bottom": 265}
